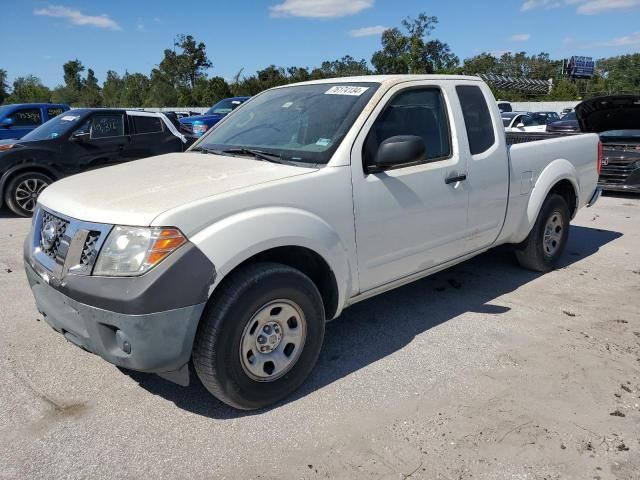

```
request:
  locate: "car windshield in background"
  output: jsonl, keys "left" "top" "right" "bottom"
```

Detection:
{"left": 206, "top": 99, "right": 244, "bottom": 116}
{"left": 501, "top": 113, "right": 518, "bottom": 127}
{"left": 562, "top": 112, "right": 576, "bottom": 120}
{"left": 20, "top": 113, "right": 82, "bottom": 142}
{"left": 195, "top": 83, "right": 380, "bottom": 164}
{"left": 0, "top": 105, "right": 11, "bottom": 118}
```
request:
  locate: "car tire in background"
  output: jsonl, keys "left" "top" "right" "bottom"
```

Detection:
{"left": 193, "top": 262, "right": 325, "bottom": 410}
{"left": 4, "top": 171, "right": 52, "bottom": 217}
{"left": 515, "top": 193, "right": 570, "bottom": 272}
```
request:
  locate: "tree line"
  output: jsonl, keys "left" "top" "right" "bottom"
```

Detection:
{"left": 1, "top": 13, "right": 638, "bottom": 107}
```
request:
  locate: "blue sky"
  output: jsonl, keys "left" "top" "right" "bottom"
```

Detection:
{"left": 2, "top": 0, "right": 640, "bottom": 87}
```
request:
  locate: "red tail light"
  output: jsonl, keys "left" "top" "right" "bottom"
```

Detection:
{"left": 597, "top": 141, "right": 603, "bottom": 175}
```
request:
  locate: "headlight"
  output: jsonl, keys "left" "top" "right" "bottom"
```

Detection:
{"left": 93, "top": 226, "right": 186, "bottom": 276}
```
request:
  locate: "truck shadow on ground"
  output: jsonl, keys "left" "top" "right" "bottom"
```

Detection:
{"left": 122, "top": 225, "right": 621, "bottom": 419}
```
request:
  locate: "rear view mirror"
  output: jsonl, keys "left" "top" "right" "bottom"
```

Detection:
{"left": 373, "top": 135, "right": 426, "bottom": 171}
{"left": 0, "top": 118, "right": 13, "bottom": 128}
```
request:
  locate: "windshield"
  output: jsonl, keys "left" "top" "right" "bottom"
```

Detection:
{"left": 20, "top": 112, "right": 83, "bottom": 141}
{"left": 194, "top": 83, "right": 379, "bottom": 164}
{"left": 0, "top": 105, "right": 12, "bottom": 118}
{"left": 562, "top": 112, "right": 576, "bottom": 121}
{"left": 206, "top": 98, "right": 246, "bottom": 116}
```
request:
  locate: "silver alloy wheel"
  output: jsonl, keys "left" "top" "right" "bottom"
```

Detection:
{"left": 543, "top": 210, "right": 564, "bottom": 257}
{"left": 240, "top": 299, "right": 307, "bottom": 382}
{"left": 14, "top": 177, "right": 49, "bottom": 213}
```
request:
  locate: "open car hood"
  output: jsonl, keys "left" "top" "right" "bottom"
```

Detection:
{"left": 576, "top": 95, "right": 640, "bottom": 134}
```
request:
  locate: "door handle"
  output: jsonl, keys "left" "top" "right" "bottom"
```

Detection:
{"left": 445, "top": 174, "right": 467, "bottom": 185}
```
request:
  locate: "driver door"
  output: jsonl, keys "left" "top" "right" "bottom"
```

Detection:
{"left": 350, "top": 83, "right": 469, "bottom": 292}
{"left": 64, "top": 113, "right": 129, "bottom": 173}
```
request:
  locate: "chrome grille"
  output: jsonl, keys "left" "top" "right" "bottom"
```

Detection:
{"left": 80, "top": 231, "right": 101, "bottom": 266}
{"left": 599, "top": 146, "right": 640, "bottom": 185}
{"left": 40, "top": 211, "right": 69, "bottom": 260}
{"left": 31, "top": 208, "right": 112, "bottom": 278}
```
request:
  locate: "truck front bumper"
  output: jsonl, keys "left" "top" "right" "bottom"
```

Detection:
{"left": 26, "top": 262, "right": 206, "bottom": 381}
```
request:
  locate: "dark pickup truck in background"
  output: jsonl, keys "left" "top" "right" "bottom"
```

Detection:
{"left": 0, "top": 103, "right": 70, "bottom": 140}
{"left": 577, "top": 95, "right": 640, "bottom": 193}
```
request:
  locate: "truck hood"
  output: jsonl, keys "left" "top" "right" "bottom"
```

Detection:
{"left": 576, "top": 95, "right": 640, "bottom": 133}
{"left": 180, "top": 114, "right": 223, "bottom": 125}
{"left": 37, "top": 152, "right": 316, "bottom": 227}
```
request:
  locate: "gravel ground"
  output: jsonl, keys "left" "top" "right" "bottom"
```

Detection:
{"left": 0, "top": 194, "right": 638, "bottom": 480}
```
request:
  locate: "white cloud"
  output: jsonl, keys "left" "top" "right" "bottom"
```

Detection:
{"left": 521, "top": 0, "right": 560, "bottom": 11}
{"left": 270, "top": 0, "right": 374, "bottom": 18}
{"left": 33, "top": 5, "right": 120, "bottom": 30}
{"left": 594, "top": 31, "right": 640, "bottom": 46}
{"left": 136, "top": 23, "right": 146, "bottom": 32}
{"left": 510, "top": 33, "right": 531, "bottom": 41}
{"left": 349, "top": 25, "right": 387, "bottom": 37}
{"left": 576, "top": 0, "right": 640, "bottom": 15}
{"left": 521, "top": 0, "right": 640, "bottom": 14}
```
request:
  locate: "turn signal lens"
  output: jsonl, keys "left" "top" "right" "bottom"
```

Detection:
{"left": 0, "top": 143, "right": 14, "bottom": 151}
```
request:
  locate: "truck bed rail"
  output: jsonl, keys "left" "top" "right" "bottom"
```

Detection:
{"left": 506, "top": 131, "right": 580, "bottom": 146}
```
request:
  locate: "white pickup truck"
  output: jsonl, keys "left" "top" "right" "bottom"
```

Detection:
{"left": 24, "top": 75, "right": 602, "bottom": 410}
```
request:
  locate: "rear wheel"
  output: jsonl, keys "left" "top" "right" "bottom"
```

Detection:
{"left": 193, "top": 262, "right": 325, "bottom": 410}
{"left": 5, "top": 172, "right": 52, "bottom": 217}
{"left": 515, "top": 194, "right": 570, "bottom": 272}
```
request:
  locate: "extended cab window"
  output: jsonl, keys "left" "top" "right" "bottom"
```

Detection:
{"left": 364, "top": 88, "right": 451, "bottom": 167}
{"left": 456, "top": 85, "right": 495, "bottom": 155}
{"left": 9, "top": 108, "right": 42, "bottom": 127}
{"left": 132, "top": 115, "right": 163, "bottom": 134}
{"left": 88, "top": 114, "right": 124, "bottom": 139}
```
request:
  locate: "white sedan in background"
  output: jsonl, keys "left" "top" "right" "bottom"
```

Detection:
{"left": 503, "top": 112, "right": 549, "bottom": 133}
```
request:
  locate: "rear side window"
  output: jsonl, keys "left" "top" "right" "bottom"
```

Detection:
{"left": 365, "top": 88, "right": 451, "bottom": 166}
{"left": 47, "top": 107, "right": 65, "bottom": 119}
{"left": 456, "top": 86, "right": 495, "bottom": 155}
{"left": 9, "top": 108, "right": 42, "bottom": 127}
{"left": 132, "top": 115, "right": 163, "bottom": 134}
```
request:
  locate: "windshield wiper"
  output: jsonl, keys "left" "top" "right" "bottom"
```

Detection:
{"left": 192, "top": 146, "right": 224, "bottom": 155}
{"left": 222, "top": 148, "right": 287, "bottom": 164}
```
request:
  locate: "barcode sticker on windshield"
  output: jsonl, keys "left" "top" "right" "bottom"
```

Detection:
{"left": 325, "top": 86, "right": 369, "bottom": 96}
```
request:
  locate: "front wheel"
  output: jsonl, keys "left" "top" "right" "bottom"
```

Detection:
{"left": 192, "top": 262, "right": 325, "bottom": 410}
{"left": 4, "top": 172, "right": 52, "bottom": 217}
{"left": 515, "top": 193, "right": 570, "bottom": 272}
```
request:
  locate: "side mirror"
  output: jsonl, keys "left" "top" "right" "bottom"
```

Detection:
{"left": 373, "top": 135, "right": 426, "bottom": 171}
{"left": 516, "top": 123, "right": 525, "bottom": 128}
{"left": 0, "top": 118, "right": 13, "bottom": 128}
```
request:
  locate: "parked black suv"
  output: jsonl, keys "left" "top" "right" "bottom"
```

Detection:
{"left": 0, "top": 109, "right": 188, "bottom": 216}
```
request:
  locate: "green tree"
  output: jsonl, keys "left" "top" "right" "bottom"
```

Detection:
{"left": 0, "top": 69, "right": 9, "bottom": 104}
{"left": 192, "top": 76, "right": 232, "bottom": 106}
{"left": 158, "top": 34, "right": 212, "bottom": 90}
{"left": 121, "top": 72, "right": 150, "bottom": 107}
{"left": 7, "top": 76, "right": 51, "bottom": 103}
{"left": 145, "top": 69, "right": 178, "bottom": 107}
{"left": 102, "top": 70, "right": 124, "bottom": 106}
{"left": 79, "top": 68, "right": 102, "bottom": 107}
{"left": 371, "top": 14, "right": 458, "bottom": 74}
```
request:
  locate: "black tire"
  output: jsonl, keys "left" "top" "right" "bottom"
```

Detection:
{"left": 193, "top": 262, "right": 325, "bottom": 410}
{"left": 515, "top": 194, "right": 570, "bottom": 272}
{"left": 4, "top": 172, "right": 52, "bottom": 217}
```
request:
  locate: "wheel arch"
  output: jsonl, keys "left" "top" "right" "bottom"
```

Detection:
{"left": 0, "top": 164, "right": 60, "bottom": 208}
{"left": 510, "top": 159, "right": 579, "bottom": 244}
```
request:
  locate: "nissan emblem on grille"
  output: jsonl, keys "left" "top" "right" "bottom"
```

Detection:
{"left": 41, "top": 220, "right": 58, "bottom": 250}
